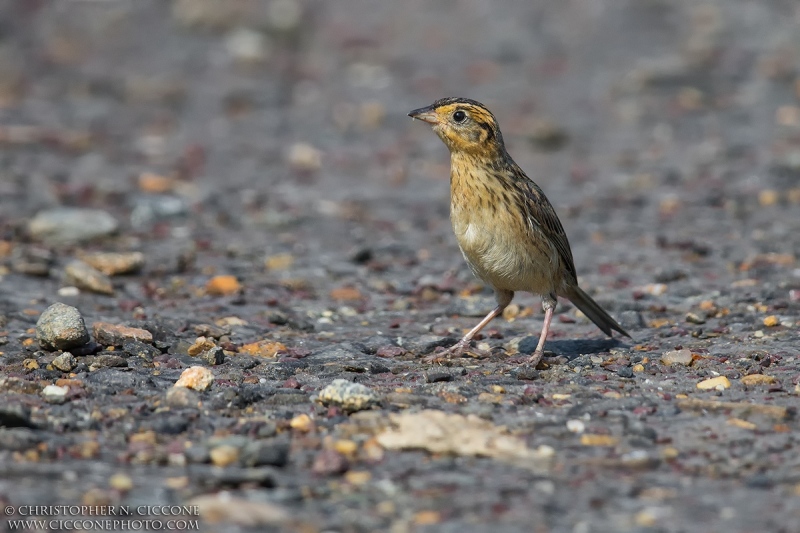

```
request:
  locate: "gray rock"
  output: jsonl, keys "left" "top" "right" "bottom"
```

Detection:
{"left": 87, "top": 354, "right": 128, "bottom": 369}
{"left": 199, "top": 347, "right": 225, "bottom": 366}
{"left": 316, "top": 379, "right": 379, "bottom": 412}
{"left": 165, "top": 386, "right": 200, "bottom": 408}
{"left": 240, "top": 438, "right": 290, "bottom": 467}
{"left": 83, "top": 368, "right": 153, "bottom": 393}
{"left": 123, "top": 340, "right": 161, "bottom": 360}
{"left": 36, "top": 303, "right": 90, "bottom": 351}
{"left": 51, "top": 352, "right": 77, "bottom": 372}
{"left": 264, "top": 392, "right": 309, "bottom": 405}
{"left": 28, "top": 208, "right": 118, "bottom": 244}
{"left": 64, "top": 261, "right": 115, "bottom": 295}
{"left": 130, "top": 194, "right": 188, "bottom": 229}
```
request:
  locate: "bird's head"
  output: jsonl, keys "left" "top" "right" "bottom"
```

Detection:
{"left": 408, "top": 97, "right": 504, "bottom": 156}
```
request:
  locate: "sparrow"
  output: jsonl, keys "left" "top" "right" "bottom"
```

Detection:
{"left": 409, "top": 97, "right": 630, "bottom": 365}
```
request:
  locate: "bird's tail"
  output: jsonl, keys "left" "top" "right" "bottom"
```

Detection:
{"left": 564, "top": 286, "right": 631, "bottom": 338}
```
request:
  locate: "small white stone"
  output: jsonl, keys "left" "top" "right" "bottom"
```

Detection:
{"left": 42, "top": 384, "right": 69, "bottom": 404}
{"left": 566, "top": 419, "right": 586, "bottom": 434}
{"left": 58, "top": 286, "right": 80, "bottom": 297}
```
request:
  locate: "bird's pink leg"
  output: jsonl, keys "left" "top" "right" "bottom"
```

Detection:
{"left": 527, "top": 295, "right": 556, "bottom": 367}
{"left": 424, "top": 290, "right": 513, "bottom": 363}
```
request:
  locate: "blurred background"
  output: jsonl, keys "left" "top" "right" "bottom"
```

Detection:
{"left": 0, "top": 0, "right": 798, "bottom": 299}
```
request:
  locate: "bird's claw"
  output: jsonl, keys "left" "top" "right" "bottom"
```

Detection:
{"left": 506, "top": 350, "right": 559, "bottom": 368}
{"left": 422, "top": 339, "right": 472, "bottom": 364}
{"left": 527, "top": 349, "right": 544, "bottom": 367}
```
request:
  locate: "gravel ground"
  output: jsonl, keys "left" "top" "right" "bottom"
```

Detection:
{"left": 1, "top": 1, "right": 799, "bottom": 532}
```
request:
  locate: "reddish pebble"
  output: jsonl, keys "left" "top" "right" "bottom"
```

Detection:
{"left": 282, "top": 377, "right": 301, "bottom": 389}
{"left": 312, "top": 449, "right": 348, "bottom": 476}
{"left": 376, "top": 346, "right": 405, "bottom": 358}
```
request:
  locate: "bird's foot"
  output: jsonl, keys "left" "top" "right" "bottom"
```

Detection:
{"left": 422, "top": 339, "right": 472, "bottom": 364}
{"left": 527, "top": 349, "right": 544, "bottom": 368}
{"left": 506, "top": 350, "right": 560, "bottom": 368}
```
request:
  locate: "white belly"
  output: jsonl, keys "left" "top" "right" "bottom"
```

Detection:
{"left": 453, "top": 219, "right": 559, "bottom": 295}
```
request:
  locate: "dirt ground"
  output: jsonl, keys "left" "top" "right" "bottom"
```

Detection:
{"left": 1, "top": 1, "right": 799, "bottom": 532}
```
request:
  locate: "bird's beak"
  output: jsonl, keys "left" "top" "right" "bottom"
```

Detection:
{"left": 408, "top": 105, "right": 438, "bottom": 124}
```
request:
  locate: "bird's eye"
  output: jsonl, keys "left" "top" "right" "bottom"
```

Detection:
{"left": 452, "top": 110, "right": 467, "bottom": 123}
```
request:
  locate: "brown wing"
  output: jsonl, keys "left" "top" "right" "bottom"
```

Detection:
{"left": 515, "top": 168, "right": 578, "bottom": 283}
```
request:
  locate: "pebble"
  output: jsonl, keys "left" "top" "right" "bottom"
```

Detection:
{"left": 685, "top": 312, "right": 706, "bottom": 325}
{"left": 36, "top": 302, "right": 90, "bottom": 351}
{"left": 617, "top": 367, "right": 634, "bottom": 378}
{"left": 165, "top": 386, "right": 200, "bottom": 407}
{"left": 238, "top": 340, "right": 286, "bottom": 358}
{"left": 129, "top": 195, "right": 188, "bottom": 230}
{"left": 41, "top": 384, "right": 69, "bottom": 404}
{"left": 286, "top": 142, "right": 322, "bottom": 172}
{"left": 58, "top": 286, "right": 80, "bottom": 297}
{"left": 727, "top": 418, "right": 757, "bottom": 430}
{"left": 122, "top": 340, "right": 161, "bottom": 360}
{"left": 566, "top": 419, "right": 586, "bottom": 433}
{"left": 225, "top": 27, "right": 270, "bottom": 63}
{"left": 510, "top": 366, "right": 538, "bottom": 381}
{"left": 317, "top": 379, "right": 379, "bottom": 412}
{"left": 188, "top": 336, "right": 217, "bottom": 356}
{"left": 206, "top": 275, "right": 241, "bottom": 296}
{"left": 210, "top": 445, "right": 240, "bottom": 467}
{"left": 199, "top": 347, "right": 225, "bottom": 366}
{"left": 240, "top": 439, "right": 290, "bottom": 467}
{"left": 137, "top": 172, "right": 175, "bottom": 193}
{"left": 88, "top": 354, "right": 128, "bottom": 369}
{"left": 763, "top": 315, "right": 780, "bottom": 327}
{"left": 28, "top": 208, "right": 118, "bottom": 244}
{"left": 289, "top": 414, "right": 313, "bottom": 432}
{"left": 64, "top": 261, "right": 114, "bottom": 295}
{"left": 696, "top": 376, "right": 731, "bottom": 390}
{"left": 740, "top": 374, "right": 776, "bottom": 386}
{"left": 660, "top": 349, "right": 693, "bottom": 366}
{"left": 174, "top": 366, "right": 214, "bottom": 391}
{"left": 639, "top": 283, "right": 668, "bottom": 296}
{"left": 109, "top": 473, "right": 134, "bottom": 492}
{"left": 580, "top": 434, "right": 619, "bottom": 447}
{"left": 193, "top": 323, "right": 230, "bottom": 339}
{"left": 93, "top": 322, "right": 153, "bottom": 346}
{"left": 311, "top": 449, "right": 348, "bottom": 475}
{"left": 330, "top": 287, "right": 363, "bottom": 301}
{"left": 79, "top": 252, "right": 145, "bottom": 276}
{"left": 52, "top": 352, "right": 77, "bottom": 372}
